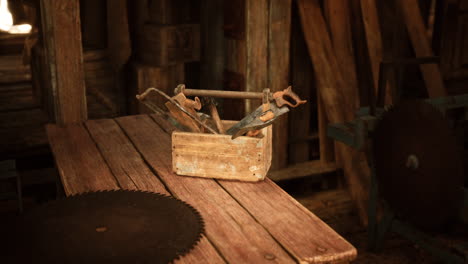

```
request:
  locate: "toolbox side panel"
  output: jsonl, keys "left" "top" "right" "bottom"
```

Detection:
{"left": 172, "top": 124, "right": 271, "bottom": 181}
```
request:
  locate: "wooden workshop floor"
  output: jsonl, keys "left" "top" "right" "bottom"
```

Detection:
{"left": 0, "top": 160, "right": 443, "bottom": 263}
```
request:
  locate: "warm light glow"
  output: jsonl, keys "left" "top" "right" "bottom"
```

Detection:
{"left": 0, "top": 0, "right": 31, "bottom": 34}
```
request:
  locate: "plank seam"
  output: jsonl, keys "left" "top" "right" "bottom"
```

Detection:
{"left": 147, "top": 114, "right": 296, "bottom": 262}
{"left": 82, "top": 121, "right": 124, "bottom": 190}
{"left": 215, "top": 179, "right": 301, "bottom": 263}
{"left": 113, "top": 117, "right": 230, "bottom": 264}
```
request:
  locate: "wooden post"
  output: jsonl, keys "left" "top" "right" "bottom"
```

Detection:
{"left": 224, "top": 0, "right": 290, "bottom": 170}
{"left": 245, "top": 0, "right": 269, "bottom": 113}
{"left": 40, "top": 0, "right": 87, "bottom": 124}
{"left": 268, "top": 0, "right": 292, "bottom": 170}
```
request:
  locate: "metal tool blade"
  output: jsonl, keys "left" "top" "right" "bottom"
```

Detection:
{"left": 226, "top": 103, "right": 289, "bottom": 139}
{"left": 4, "top": 190, "right": 205, "bottom": 263}
{"left": 373, "top": 100, "right": 464, "bottom": 230}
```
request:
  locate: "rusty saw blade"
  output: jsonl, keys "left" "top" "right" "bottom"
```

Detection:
{"left": 226, "top": 103, "right": 289, "bottom": 139}
{"left": 4, "top": 190, "right": 205, "bottom": 263}
{"left": 373, "top": 100, "right": 464, "bottom": 230}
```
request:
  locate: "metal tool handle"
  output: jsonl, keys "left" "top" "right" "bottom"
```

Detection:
{"left": 175, "top": 84, "right": 264, "bottom": 100}
{"left": 272, "top": 86, "right": 307, "bottom": 108}
{"left": 137, "top": 88, "right": 219, "bottom": 134}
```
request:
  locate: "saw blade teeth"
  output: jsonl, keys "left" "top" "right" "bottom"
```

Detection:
{"left": 14, "top": 189, "right": 205, "bottom": 263}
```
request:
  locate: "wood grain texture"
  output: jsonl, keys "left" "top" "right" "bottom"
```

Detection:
{"left": 245, "top": 0, "right": 269, "bottom": 113}
{"left": 116, "top": 115, "right": 295, "bottom": 264}
{"left": 318, "top": 94, "right": 335, "bottom": 164}
{"left": 297, "top": 0, "right": 371, "bottom": 224}
{"left": 129, "top": 63, "right": 184, "bottom": 114}
{"left": 268, "top": 0, "right": 292, "bottom": 170}
{"left": 360, "top": 0, "right": 394, "bottom": 105}
{"left": 268, "top": 160, "right": 338, "bottom": 182}
{"left": 289, "top": 11, "right": 312, "bottom": 163}
{"left": 46, "top": 124, "right": 118, "bottom": 195}
{"left": 83, "top": 118, "right": 224, "bottom": 264}
{"left": 85, "top": 119, "right": 161, "bottom": 191}
{"left": 360, "top": 0, "right": 383, "bottom": 94}
{"left": 107, "top": 0, "right": 131, "bottom": 69}
{"left": 40, "top": 0, "right": 87, "bottom": 124}
{"left": 324, "top": 0, "right": 359, "bottom": 109}
{"left": 218, "top": 178, "right": 357, "bottom": 263}
{"left": 397, "top": 0, "right": 447, "bottom": 98}
{"left": 172, "top": 123, "right": 271, "bottom": 181}
{"left": 136, "top": 24, "right": 200, "bottom": 67}
{"left": 0, "top": 55, "right": 31, "bottom": 83}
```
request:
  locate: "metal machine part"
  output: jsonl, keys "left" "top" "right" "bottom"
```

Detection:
{"left": 373, "top": 100, "right": 465, "bottom": 230}
{"left": 4, "top": 190, "right": 204, "bottom": 263}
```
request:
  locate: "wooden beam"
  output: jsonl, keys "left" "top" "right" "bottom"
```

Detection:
{"left": 397, "top": 0, "right": 447, "bottom": 98}
{"left": 361, "top": 0, "right": 395, "bottom": 105}
{"left": 324, "top": 0, "right": 359, "bottom": 110}
{"left": 268, "top": 160, "right": 338, "bottom": 181}
{"left": 40, "top": 0, "right": 87, "bottom": 124}
{"left": 297, "top": 0, "right": 371, "bottom": 224}
{"left": 268, "top": 0, "right": 292, "bottom": 170}
{"left": 318, "top": 93, "right": 335, "bottom": 164}
{"left": 360, "top": 0, "right": 383, "bottom": 95}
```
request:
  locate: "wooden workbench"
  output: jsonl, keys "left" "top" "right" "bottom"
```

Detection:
{"left": 46, "top": 114, "right": 357, "bottom": 264}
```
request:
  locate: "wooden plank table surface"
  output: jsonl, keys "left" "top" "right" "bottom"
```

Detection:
{"left": 46, "top": 114, "right": 357, "bottom": 264}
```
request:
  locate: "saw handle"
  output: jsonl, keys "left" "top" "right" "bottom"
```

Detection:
{"left": 273, "top": 86, "right": 307, "bottom": 108}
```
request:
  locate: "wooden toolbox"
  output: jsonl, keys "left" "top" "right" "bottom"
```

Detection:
{"left": 172, "top": 121, "right": 272, "bottom": 181}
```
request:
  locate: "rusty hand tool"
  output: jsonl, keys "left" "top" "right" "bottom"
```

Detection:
{"left": 226, "top": 87, "right": 307, "bottom": 139}
{"left": 137, "top": 88, "right": 218, "bottom": 134}
{"left": 166, "top": 92, "right": 204, "bottom": 132}
{"left": 226, "top": 101, "right": 290, "bottom": 139}
{"left": 173, "top": 85, "right": 306, "bottom": 139}
{"left": 272, "top": 86, "right": 307, "bottom": 108}
{"left": 202, "top": 97, "right": 225, "bottom": 134}
{"left": 135, "top": 89, "right": 190, "bottom": 132}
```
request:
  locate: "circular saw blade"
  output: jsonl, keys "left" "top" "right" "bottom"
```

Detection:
{"left": 373, "top": 100, "right": 464, "bottom": 230}
{"left": 5, "top": 190, "right": 204, "bottom": 263}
